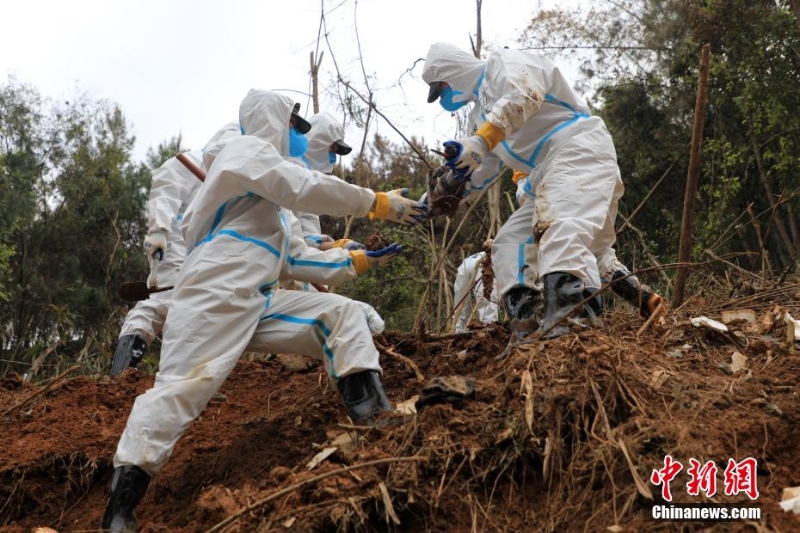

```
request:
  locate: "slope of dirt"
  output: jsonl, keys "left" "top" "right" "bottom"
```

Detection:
{"left": 2, "top": 292, "right": 800, "bottom": 532}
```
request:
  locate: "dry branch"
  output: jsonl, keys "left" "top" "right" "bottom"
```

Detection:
{"left": 204, "top": 456, "right": 425, "bottom": 533}
{"left": 376, "top": 341, "right": 425, "bottom": 382}
{"left": 674, "top": 43, "right": 711, "bottom": 305}
{"left": 2, "top": 364, "right": 81, "bottom": 416}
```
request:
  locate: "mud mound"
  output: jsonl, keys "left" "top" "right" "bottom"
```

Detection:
{"left": 2, "top": 297, "right": 800, "bottom": 532}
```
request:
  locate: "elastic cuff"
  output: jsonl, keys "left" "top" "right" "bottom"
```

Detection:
{"left": 350, "top": 250, "right": 370, "bottom": 274}
{"left": 476, "top": 122, "right": 505, "bottom": 151}
{"left": 369, "top": 192, "right": 390, "bottom": 220}
{"left": 511, "top": 171, "right": 528, "bottom": 184}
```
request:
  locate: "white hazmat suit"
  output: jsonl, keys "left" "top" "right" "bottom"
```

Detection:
{"left": 422, "top": 42, "right": 626, "bottom": 296}
{"left": 118, "top": 150, "right": 204, "bottom": 346}
{"left": 453, "top": 252, "right": 499, "bottom": 332}
{"left": 114, "top": 90, "right": 411, "bottom": 475}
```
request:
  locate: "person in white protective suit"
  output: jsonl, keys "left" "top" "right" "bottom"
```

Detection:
{"left": 422, "top": 42, "right": 663, "bottom": 340}
{"left": 453, "top": 248, "right": 499, "bottom": 332}
{"left": 110, "top": 124, "right": 241, "bottom": 376}
{"left": 288, "top": 109, "right": 355, "bottom": 243}
{"left": 100, "top": 89, "right": 426, "bottom": 532}
{"left": 286, "top": 112, "right": 370, "bottom": 279}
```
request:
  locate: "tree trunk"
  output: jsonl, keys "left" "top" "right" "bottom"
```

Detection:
{"left": 749, "top": 130, "right": 794, "bottom": 261}
{"left": 674, "top": 43, "right": 711, "bottom": 306}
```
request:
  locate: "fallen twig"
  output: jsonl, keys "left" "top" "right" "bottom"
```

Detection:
{"left": 376, "top": 341, "right": 425, "bottom": 382}
{"left": 423, "top": 328, "right": 497, "bottom": 342}
{"left": 636, "top": 302, "right": 665, "bottom": 337}
{"left": 2, "top": 365, "right": 81, "bottom": 417}
{"left": 204, "top": 456, "right": 425, "bottom": 533}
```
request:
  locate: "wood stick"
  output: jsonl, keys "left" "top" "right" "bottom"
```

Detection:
{"left": 376, "top": 342, "right": 425, "bottom": 382}
{"left": 176, "top": 152, "right": 206, "bottom": 182}
{"left": 2, "top": 365, "right": 81, "bottom": 416}
{"left": 674, "top": 43, "right": 711, "bottom": 306}
{"left": 636, "top": 303, "right": 665, "bottom": 338}
{"left": 204, "top": 456, "right": 425, "bottom": 533}
{"left": 424, "top": 328, "right": 497, "bottom": 342}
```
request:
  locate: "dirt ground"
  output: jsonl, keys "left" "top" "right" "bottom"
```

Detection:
{"left": 2, "top": 288, "right": 800, "bottom": 533}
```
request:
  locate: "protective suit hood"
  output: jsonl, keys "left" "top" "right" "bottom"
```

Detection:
{"left": 422, "top": 43, "right": 485, "bottom": 104}
{"left": 305, "top": 113, "right": 345, "bottom": 173}
{"left": 238, "top": 89, "right": 295, "bottom": 155}
{"left": 202, "top": 121, "right": 243, "bottom": 170}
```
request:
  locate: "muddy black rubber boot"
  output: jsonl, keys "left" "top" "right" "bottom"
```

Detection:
{"left": 100, "top": 465, "right": 151, "bottom": 533}
{"left": 337, "top": 370, "right": 393, "bottom": 425}
{"left": 610, "top": 270, "right": 664, "bottom": 318}
{"left": 110, "top": 334, "right": 148, "bottom": 376}
{"left": 503, "top": 287, "right": 543, "bottom": 341}
{"left": 538, "top": 272, "right": 592, "bottom": 339}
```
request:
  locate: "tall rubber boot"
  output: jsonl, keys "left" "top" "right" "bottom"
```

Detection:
{"left": 503, "top": 287, "right": 543, "bottom": 341}
{"left": 337, "top": 370, "right": 393, "bottom": 425}
{"left": 538, "top": 272, "right": 596, "bottom": 339}
{"left": 100, "top": 465, "right": 151, "bottom": 533}
{"left": 610, "top": 270, "right": 664, "bottom": 318}
{"left": 110, "top": 334, "right": 148, "bottom": 376}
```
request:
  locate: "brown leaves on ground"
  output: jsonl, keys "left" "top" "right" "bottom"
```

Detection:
{"left": 2, "top": 290, "right": 800, "bottom": 532}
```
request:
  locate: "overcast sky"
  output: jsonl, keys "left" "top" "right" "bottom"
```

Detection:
{"left": 2, "top": 0, "right": 570, "bottom": 163}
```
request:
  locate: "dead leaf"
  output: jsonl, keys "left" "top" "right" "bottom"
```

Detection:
{"left": 282, "top": 517, "right": 296, "bottom": 528}
{"left": 520, "top": 370, "right": 534, "bottom": 435}
{"left": 649, "top": 369, "right": 669, "bottom": 389}
{"left": 395, "top": 396, "right": 419, "bottom": 415}
{"left": 379, "top": 481, "right": 401, "bottom": 525}
{"left": 730, "top": 352, "right": 747, "bottom": 373}
{"left": 721, "top": 309, "right": 756, "bottom": 324}
{"left": 330, "top": 432, "right": 358, "bottom": 454}
{"left": 495, "top": 428, "right": 513, "bottom": 445}
{"left": 306, "top": 447, "right": 336, "bottom": 470}
{"left": 782, "top": 486, "right": 800, "bottom": 501}
{"left": 618, "top": 438, "right": 654, "bottom": 500}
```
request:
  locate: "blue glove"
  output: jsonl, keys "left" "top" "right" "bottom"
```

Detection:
{"left": 350, "top": 243, "right": 403, "bottom": 273}
{"left": 366, "top": 243, "right": 403, "bottom": 267}
{"left": 144, "top": 230, "right": 167, "bottom": 262}
{"left": 443, "top": 136, "right": 487, "bottom": 179}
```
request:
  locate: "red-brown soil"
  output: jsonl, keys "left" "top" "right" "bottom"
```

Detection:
{"left": 2, "top": 291, "right": 800, "bottom": 532}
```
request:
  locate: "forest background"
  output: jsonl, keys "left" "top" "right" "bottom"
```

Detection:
{"left": 2, "top": 0, "right": 799, "bottom": 380}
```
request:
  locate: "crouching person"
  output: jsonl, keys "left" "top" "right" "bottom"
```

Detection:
{"left": 100, "top": 88, "right": 425, "bottom": 532}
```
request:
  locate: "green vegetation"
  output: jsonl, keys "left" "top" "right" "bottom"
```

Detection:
{"left": 2, "top": 1, "right": 799, "bottom": 380}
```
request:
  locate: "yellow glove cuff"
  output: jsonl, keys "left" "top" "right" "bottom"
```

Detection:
{"left": 332, "top": 239, "right": 353, "bottom": 249}
{"left": 350, "top": 250, "right": 371, "bottom": 274}
{"left": 368, "top": 192, "right": 390, "bottom": 221}
{"left": 511, "top": 171, "right": 528, "bottom": 184}
{"left": 476, "top": 121, "right": 505, "bottom": 151}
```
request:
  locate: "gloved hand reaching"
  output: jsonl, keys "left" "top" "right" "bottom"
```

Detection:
{"left": 304, "top": 234, "right": 335, "bottom": 248}
{"left": 331, "top": 239, "right": 366, "bottom": 251}
{"left": 443, "top": 122, "right": 506, "bottom": 179}
{"left": 144, "top": 230, "right": 168, "bottom": 263}
{"left": 369, "top": 188, "right": 427, "bottom": 225}
{"left": 443, "top": 136, "right": 487, "bottom": 178}
{"left": 350, "top": 243, "right": 403, "bottom": 273}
